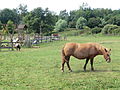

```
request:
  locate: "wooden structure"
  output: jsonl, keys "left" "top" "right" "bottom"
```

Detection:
{"left": 0, "top": 41, "right": 14, "bottom": 51}
{"left": 16, "top": 24, "right": 28, "bottom": 41}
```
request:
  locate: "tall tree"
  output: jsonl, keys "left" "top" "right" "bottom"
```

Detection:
{"left": 59, "top": 10, "right": 69, "bottom": 21}
{"left": 18, "top": 4, "right": 28, "bottom": 17}
{"left": 23, "top": 7, "right": 57, "bottom": 34}
{"left": 0, "top": 8, "right": 17, "bottom": 24}
{"left": 0, "top": 21, "right": 2, "bottom": 30}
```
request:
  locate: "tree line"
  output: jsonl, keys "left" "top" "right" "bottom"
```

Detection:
{"left": 0, "top": 4, "right": 120, "bottom": 35}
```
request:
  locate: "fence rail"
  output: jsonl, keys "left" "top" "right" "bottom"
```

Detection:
{"left": 32, "top": 36, "right": 61, "bottom": 44}
{"left": 0, "top": 35, "right": 65, "bottom": 51}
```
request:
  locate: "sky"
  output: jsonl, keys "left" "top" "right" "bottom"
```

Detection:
{"left": 0, "top": 0, "right": 120, "bottom": 14}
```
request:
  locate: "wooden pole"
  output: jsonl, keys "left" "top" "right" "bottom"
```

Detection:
{"left": 11, "top": 39, "right": 14, "bottom": 51}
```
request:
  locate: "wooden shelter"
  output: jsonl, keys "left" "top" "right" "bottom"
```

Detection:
{"left": 17, "top": 24, "right": 28, "bottom": 30}
{"left": 16, "top": 24, "right": 28, "bottom": 41}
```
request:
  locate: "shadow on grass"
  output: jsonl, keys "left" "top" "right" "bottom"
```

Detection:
{"left": 73, "top": 69, "right": 120, "bottom": 73}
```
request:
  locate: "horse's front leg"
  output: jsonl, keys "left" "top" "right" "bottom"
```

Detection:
{"left": 90, "top": 58, "right": 94, "bottom": 71}
{"left": 83, "top": 58, "right": 89, "bottom": 71}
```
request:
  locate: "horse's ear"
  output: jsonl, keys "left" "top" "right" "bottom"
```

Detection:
{"left": 104, "top": 48, "right": 107, "bottom": 52}
{"left": 109, "top": 49, "right": 111, "bottom": 51}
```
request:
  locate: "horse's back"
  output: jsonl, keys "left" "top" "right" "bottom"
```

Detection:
{"left": 63, "top": 42, "right": 101, "bottom": 59}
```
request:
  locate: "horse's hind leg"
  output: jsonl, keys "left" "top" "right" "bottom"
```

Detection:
{"left": 83, "top": 58, "right": 89, "bottom": 71}
{"left": 61, "top": 56, "right": 72, "bottom": 72}
{"left": 61, "top": 58, "right": 65, "bottom": 72}
{"left": 66, "top": 56, "right": 72, "bottom": 72}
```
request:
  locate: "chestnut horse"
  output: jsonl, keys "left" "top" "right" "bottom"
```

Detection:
{"left": 61, "top": 43, "right": 111, "bottom": 72}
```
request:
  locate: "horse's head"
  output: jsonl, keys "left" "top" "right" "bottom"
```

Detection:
{"left": 103, "top": 48, "right": 111, "bottom": 63}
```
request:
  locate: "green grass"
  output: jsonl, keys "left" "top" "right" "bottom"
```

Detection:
{"left": 0, "top": 35, "right": 120, "bottom": 90}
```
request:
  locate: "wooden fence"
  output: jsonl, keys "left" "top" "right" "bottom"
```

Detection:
{"left": 0, "top": 34, "right": 66, "bottom": 51}
{"left": 0, "top": 41, "right": 16, "bottom": 51}
{"left": 32, "top": 36, "right": 62, "bottom": 44}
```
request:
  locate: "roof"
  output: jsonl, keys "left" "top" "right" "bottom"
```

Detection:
{"left": 17, "top": 24, "right": 28, "bottom": 30}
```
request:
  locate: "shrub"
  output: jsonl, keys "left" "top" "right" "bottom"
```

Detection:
{"left": 112, "top": 28, "right": 120, "bottom": 35}
{"left": 102, "top": 24, "right": 119, "bottom": 35}
{"left": 54, "top": 19, "right": 67, "bottom": 32}
{"left": 76, "top": 17, "right": 87, "bottom": 29}
{"left": 91, "top": 27, "right": 102, "bottom": 34}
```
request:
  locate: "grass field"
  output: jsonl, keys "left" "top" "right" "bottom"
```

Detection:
{"left": 0, "top": 35, "right": 120, "bottom": 90}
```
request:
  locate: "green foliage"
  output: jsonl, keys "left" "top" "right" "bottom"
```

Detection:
{"left": 18, "top": 4, "right": 28, "bottom": 17}
{"left": 23, "top": 7, "right": 57, "bottom": 34}
{"left": 1, "top": 3, "right": 120, "bottom": 36}
{"left": 54, "top": 19, "right": 67, "bottom": 32}
{"left": 0, "top": 21, "right": 3, "bottom": 30}
{"left": 82, "top": 26, "right": 91, "bottom": 34}
{"left": 0, "top": 8, "right": 17, "bottom": 24}
{"left": 68, "top": 10, "right": 77, "bottom": 28}
{"left": 107, "top": 15, "right": 120, "bottom": 26}
{"left": 102, "top": 24, "right": 119, "bottom": 35}
{"left": 59, "top": 10, "right": 69, "bottom": 21}
{"left": 6, "top": 20, "right": 15, "bottom": 34}
{"left": 91, "top": 27, "right": 102, "bottom": 34}
{"left": 88, "top": 17, "right": 101, "bottom": 28}
{"left": 76, "top": 17, "right": 87, "bottom": 29}
{"left": 99, "top": 18, "right": 107, "bottom": 27}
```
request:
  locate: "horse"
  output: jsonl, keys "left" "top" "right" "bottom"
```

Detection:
{"left": 61, "top": 42, "right": 111, "bottom": 72}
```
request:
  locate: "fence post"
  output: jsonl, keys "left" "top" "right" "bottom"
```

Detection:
{"left": 50, "top": 36, "right": 52, "bottom": 42}
{"left": 11, "top": 39, "right": 14, "bottom": 51}
{"left": 40, "top": 36, "right": 42, "bottom": 43}
{"left": 45, "top": 36, "right": 47, "bottom": 42}
{"left": 0, "top": 41, "right": 1, "bottom": 51}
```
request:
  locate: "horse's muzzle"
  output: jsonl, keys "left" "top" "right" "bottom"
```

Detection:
{"left": 106, "top": 58, "right": 111, "bottom": 63}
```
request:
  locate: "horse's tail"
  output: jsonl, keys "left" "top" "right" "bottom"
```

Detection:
{"left": 61, "top": 47, "right": 67, "bottom": 62}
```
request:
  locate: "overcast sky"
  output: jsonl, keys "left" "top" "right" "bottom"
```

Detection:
{"left": 1, "top": 0, "right": 120, "bottom": 14}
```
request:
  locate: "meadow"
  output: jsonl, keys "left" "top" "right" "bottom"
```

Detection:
{"left": 0, "top": 35, "right": 120, "bottom": 90}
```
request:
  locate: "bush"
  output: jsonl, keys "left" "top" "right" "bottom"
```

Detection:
{"left": 91, "top": 27, "right": 102, "bottom": 34}
{"left": 112, "top": 28, "right": 120, "bottom": 35}
{"left": 76, "top": 17, "right": 87, "bottom": 29}
{"left": 54, "top": 19, "right": 67, "bottom": 32}
{"left": 102, "top": 24, "right": 119, "bottom": 35}
{"left": 82, "top": 26, "right": 91, "bottom": 34}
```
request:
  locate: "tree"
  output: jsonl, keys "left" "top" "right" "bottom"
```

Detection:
{"left": 23, "top": 7, "right": 57, "bottom": 34}
{"left": 0, "top": 8, "right": 17, "bottom": 24}
{"left": 59, "top": 10, "right": 69, "bottom": 21}
{"left": 54, "top": 19, "right": 67, "bottom": 32}
{"left": 99, "top": 18, "right": 107, "bottom": 27}
{"left": 88, "top": 17, "right": 101, "bottom": 28}
{"left": 0, "top": 21, "right": 2, "bottom": 30}
{"left": 107, "top": 15, "right": 120, "bottom": 26}
{"left": 6, "top": 20, "right": 15, "bottom": 34}
{"left": 12, "top": 9, "right": 21, "bottom": 25}
{"left": 68, "top": 10, "right": 77, "bottom": 28}
{"left": 76, "top": 17, "right": 87, "bottom": 29}
{"left": 18, "top": 4, "right": 28, "bottom": 18}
